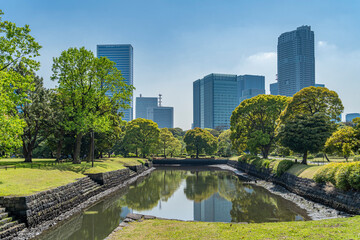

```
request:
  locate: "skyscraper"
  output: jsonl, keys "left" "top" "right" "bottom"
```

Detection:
{"left": 237, "top": 75, "right": 265, "bottom": 102}
{"left": 277, "top": 26, "right": 315, "bottom": 96}
{"left": 270, "top": 82, "right": 279, "bottom": 95}
{"left": 193, "top": 73, "right": 238, "bottom": 129}
{"left": 97, "top": 44, "right": 134, "bottom": 121}
{"left": 136, "top": 95, "right": 158, "bottom": 119}
{"left": 147, "top": 107, "right": 174, "bottom": 128}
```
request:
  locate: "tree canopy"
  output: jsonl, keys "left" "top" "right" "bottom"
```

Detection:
{"left": 184, "top": 128, "right": 218, "bottom": 158}
{"left": 230, "top": 94, "right": 289, "bottom": 158}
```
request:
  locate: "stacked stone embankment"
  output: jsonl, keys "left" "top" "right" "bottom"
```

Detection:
{"left": 227, "top": 160, "right": 360, "bottom": 214}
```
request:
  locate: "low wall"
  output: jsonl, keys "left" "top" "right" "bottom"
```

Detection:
{"left": 86, "top": 168, "right": 130, "bottom": 188}
{"left": 127, "top": 164, "right": 146, "bottom": 173}
{"left": 153, "top": 159, "right": 229, "bottom": 165}
{"left": 227, "top": 160, "right": 360, "bottom": 214}
{"left": 0, "top": 177, "right": 101, "bottom": 227}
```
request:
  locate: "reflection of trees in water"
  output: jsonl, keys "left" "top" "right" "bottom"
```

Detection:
{"left": 123, "top": 170, "right": 184, "bottom": 211}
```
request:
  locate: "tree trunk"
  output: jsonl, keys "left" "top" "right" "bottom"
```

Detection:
{"left": 23, "top": 141, "right": 33, "bottom": 163}
{"left": 164, "top": 146, "right": 166, "bottom": 159}
{"left": 261, "top": 146, "right": 269, "bottom": 159}
{"left": 73, "top": 133, "right": 83, "bottom": 164}
{"left": 56, "top": 138, "right": 63, "bottom": 161}
{"left": 301, "top": 151, "right": 308, "bottom": 165}
{"left": 108, "top": 152, "right": 111, "bottom": 158}
{"left": 135, "top": 148, "right": 138, "bottom": 157}
{"left": 324, "top": 153, "right": 330, "bottom": 162}
{"left": 88, "top": 132, "right": 95, "bottom": 163}
{"left": 196, "top": 148, "right": 199, "bottom": 159}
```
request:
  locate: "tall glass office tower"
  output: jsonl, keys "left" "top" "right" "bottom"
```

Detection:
{"left": 277, "top": 26, "right": 315, "bottom": 96}
{"left": 97, "top": 44, "right": 134, "bottom": 121}
{"left": 237, "top": 75, "right": 265, "bottom": 102}
{"left": 193, "top": 74, "right": 238, "bottom": 129}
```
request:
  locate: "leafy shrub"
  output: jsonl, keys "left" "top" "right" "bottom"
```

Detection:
{"left": 335, "top": 163, "right": 354, "bottom": 190}
{"left": 353, "top": 155, "right": 360, "bottom": 162}
{"left": 137, "top": 159, "right": 145, "bottom": 165}
{"left": 272, "top": 160, "right": 295, "bottom": 176}
{"left": 314, "top": 163, "right": 342, "bottom": 185}
{"left": 349, "top": 163, "right": 360, "bottom": 190}
{"left": 307, "top": 155, "right": 314, "bottom": 160}
{"left": 315, "top": 153, "right": 324, "bottom": 158}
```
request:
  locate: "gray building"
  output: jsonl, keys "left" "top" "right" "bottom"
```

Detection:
{"left": 315, "top": 83, "right": 325, "bottom": 88}
{"left": 147, "top": 107, "right": 174, "bottom": 128}
{"left": 97, "top": 44, "right": 134, "bottom": 121}
{"left": 193, "top": 73, "right": 265, "bottom": 130}
{"left": 277, "top": 26, "right": 315, "bottom": 96}
{"left": 270, "top": 82, "right": 279, "bottom": 95}
{"left": 237, "top": 75, "right": 265, "bottom": 102}
{"left": 194, "top": 193, "right": 232, "bottom": 222}
{"left": 136, "top": 95, "right": 158, "bottom": 119}
{"left": 346, "top": 113, "right": 360, "bottom": 123}
{"left": 193, "top": 73, "right": 238, "bottom": 129}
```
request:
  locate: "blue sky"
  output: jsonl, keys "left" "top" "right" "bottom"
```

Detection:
{"left": 2, "top": 0, "right": 360, "bottom": 129}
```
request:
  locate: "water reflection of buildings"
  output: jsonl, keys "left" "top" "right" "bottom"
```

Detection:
{"left": 194, "top": 193, "right": 232, "bottom": 222}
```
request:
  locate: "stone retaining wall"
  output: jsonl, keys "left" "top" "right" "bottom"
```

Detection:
{"left": 127, "top": 164, "right": 146, "bottom": 173}
{"left": 86, "top": 168, "right": 130, "bottom": 189}
{"left": 0, "top": 177, "right": 101, "bottom": 227}
{"left": 227, "top": 160, "right": 360, "bottom": 214}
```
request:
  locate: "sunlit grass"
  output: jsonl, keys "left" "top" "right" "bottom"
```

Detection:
{"left": 108, "top": 216, "right": 360, "bottom": 240}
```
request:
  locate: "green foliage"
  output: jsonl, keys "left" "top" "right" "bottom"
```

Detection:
{"left": 278, "top": 86, "right": 343, "bottom": 164}
{"left": 122, "top": 119, "right": 160, "bottom": 158}
{"left": 353, "top": 155, "right": 360, "bottom": 162}
{"left": 314, "top": 162, "right": 360, "bottom": 191}
{"left": 158, "top": 128, "right": 176, "bottom": 158}
{"left": 324, "top": 126, "right": 358, "bottom": 161}
{"left": 277, "top": 113, "right": 335, "bottom": 164}
{"left": 184, "top": 128, "right": 218, "bottom": 158}
{"left": 51, "top": 47, "right": 133, "bottom": 163}
{"left": 230, "top": 94, "right": 289, "bottom": 159}
{"left": 217, "top": 129, "right": 235, "bottom": 157}
{"left": 272, "top": 160, "right": 295, "bottom": 176}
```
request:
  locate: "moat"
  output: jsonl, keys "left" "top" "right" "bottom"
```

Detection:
{"left": 37, "top": 167, "right": 310, "bottom": 240}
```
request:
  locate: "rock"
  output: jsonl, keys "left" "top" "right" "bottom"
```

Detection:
{"left": 126, "top": 213, "right": 143, "bottom": 220}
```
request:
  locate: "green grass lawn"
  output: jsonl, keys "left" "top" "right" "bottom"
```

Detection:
{"left": 0, "top": 168, "right": 84, "bottom": 196}
{"left": 0, "top": 157, "right": 147, "bottom": 196}
{"left": 286, "top": 164, "right": 321, "bottom": 179}
{"left": 108, "top": 216, "right": 360, "bottom": 240}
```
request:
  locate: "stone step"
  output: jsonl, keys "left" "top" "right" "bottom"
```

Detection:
{"left": 0, "top": 217, "right": 12, "bottom": 226}
{"left": 0, "top": 221, "right": 18, "bottom": 232}
{"left": 82, "top": 186, "right": 102, "bottom": 198}
{"left": 0, "top": 212, "right": 9, "bottom": 220}
{"left": 0, "top": 222, "right": 26, "bottom": 240}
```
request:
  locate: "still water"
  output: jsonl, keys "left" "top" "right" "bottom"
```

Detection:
{"left": 37, "top": 167, "right": 310, "bottom": 240}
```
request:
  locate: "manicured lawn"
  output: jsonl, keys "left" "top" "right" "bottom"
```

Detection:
{"left": 0, "top": 157, "right": 147, "bottom": 196}
{"left": 0, "top": 168, "right": 84, "bottom": 196}
{"left": 108, "top": 216, "right": 360, "bottom": 240}
{"left": 286, "top": 164, "right": 321, "bottom": 179}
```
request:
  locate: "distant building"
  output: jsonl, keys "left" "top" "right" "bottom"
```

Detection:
{"left": 193, "top": 73, "right": 238, "bottom": 129}
{"left": 237, "top": 75, "right": 265, "bottom": 102}
{"left": 135, "top": 94, "right": 174, "bottom": 128}
{"left": 270, "top": 82, "right": 279, "bottom": 95}
{"left": 346, "top": 113, "right": 360, "bottom": 123}
{"left": 315, "top": 83, "right": 325, "bottom": 88}
{"left": 277, "top": 26, "right": 315, "bottom": 96}
{"left": 136, "top": 95, "right": 158, "bottom": 119}
{"left": 97, "top": 44, "right": 134, "bottom": 121}
{"left": 148, "top": 107, "right": 174, "bottom": 128}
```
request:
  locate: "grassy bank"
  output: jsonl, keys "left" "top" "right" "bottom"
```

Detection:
{"left": 0, "top": 157, "right": 146, "bottom": 196}
{"left": 108, "top": 216, "right": 360, "bottom": 240}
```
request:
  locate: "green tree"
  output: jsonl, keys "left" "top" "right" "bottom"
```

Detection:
{"left": 19, "top": 74, "right": 53, "bottom": 162}
{"left": 230, "top": 94, "right": 289, "bottom": 158}
{"left": 168, "top": 128, "right": 186, "bottom": 139}
{"left": 277, "top": 113, "right": 335, "bottom": 164}
{"left": 51, "top": 47, "right": 132, "bottom": 163}
{"left": 159, "top": 128, "right": 175, "bottom": 158}
{"left": 122, "top": 119, "right": 160, "bottom": 158}
{"left": 0, "top": 10, "right": 41, "bottom": 154}
{"left": 278, "top": 87, "right": 344, "bottom": 164}
{"left": 324, "top": 126, "right": 359, "bottom": 161}
{"left": 217, "top": 129, "right": 235, "bottom": 157}
{"left": 184, "top": 128, "right": 218, "bottom": 159}
{"left": 168, "top": 137, "right": 182, "bottom": 157}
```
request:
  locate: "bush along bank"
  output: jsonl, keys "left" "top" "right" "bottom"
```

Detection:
{"left": 227, "top": 156, "right": 360, "bottom": 214}
{"left": 0, "top": 162, "right": 153, "bottom": 239}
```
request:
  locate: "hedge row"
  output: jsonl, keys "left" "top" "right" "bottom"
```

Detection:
{"left": 238, "top": 155, "right": 295, "bottom": 177}
{"left": 314, "top": 162, "right": 360, "bottom": 191}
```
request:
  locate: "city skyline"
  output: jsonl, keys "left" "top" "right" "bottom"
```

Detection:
{"left": 2, "top": 1, "right": 360, "bottom": 128}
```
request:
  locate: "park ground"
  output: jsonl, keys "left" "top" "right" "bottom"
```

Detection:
{"left": 108, "top": 216, "right": 360, "bottom": 240}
